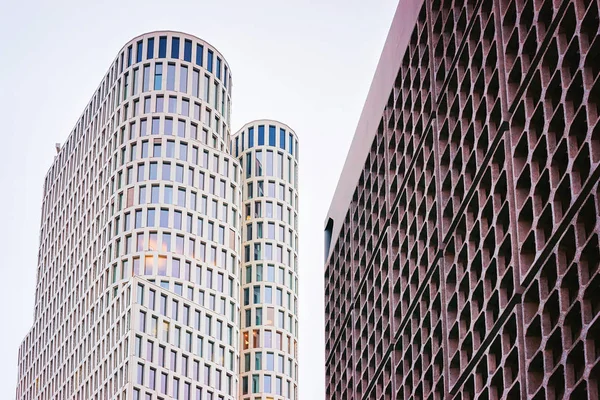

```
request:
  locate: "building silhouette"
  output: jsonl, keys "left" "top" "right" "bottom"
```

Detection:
{"left": 16, "top": 31, "right": 299, "bottom": 400}
{"left": 324, "top": 0, "right": 600, "bottom": 399}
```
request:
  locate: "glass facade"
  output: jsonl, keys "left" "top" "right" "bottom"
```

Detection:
{"left": 15, "top": 31, "right": 283, "bottom": 400}
{"left": 232, "top": 120, "right": 299, "bottom": 399}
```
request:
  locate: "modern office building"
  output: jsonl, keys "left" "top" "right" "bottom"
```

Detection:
{"left": 324, "top": 1, "right": 599, "bottom": 399}
{"left": 15, "top": 31, "right": 299, "bottom": 400}
{"left": 231, "top": 121, "right": 299, "bottom": 400}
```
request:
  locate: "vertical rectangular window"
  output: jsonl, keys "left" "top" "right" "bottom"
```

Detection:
{"left": 151, "top": 117, "right": 160, "bottom": 134}
{"left": 207, "top": 50, "right": 214, "bottom": 72}
{"left": 248, "top": 127, "right": 254, "bottom": 148}
{"left": 127, "top": 45, "right": 132, "bottom": 67}
{"left": 183, "top": 39, "right": 192, "bottom": 62}
{"left": 169, "top": 96, "right": 177, "bottom": 113}
{"left": 180, "top": 65, "right": 188, "bottom": 93}
{"left": 143, "top": 65, "right": 150, "bottom": 92}
{"left": 136, "top": 41, "right": 143, "bottom": 63}
{"left": 266, "top": 151, "right": 273, "bottom": 176}
{"left": 224, "top": 65, "right": 228, "bottom": 88}
{"left": 269, "top": 125, "right": 276, "bottom": 146}
{"left": 246, "top": 154, "right": 252, "bottom": 178}
{"left": 289, "top": 133, "right": 294, "bottom": 154}
{"left": 196, "top": 44, "right": 204, "bottom": 66}
{"left": 216, "top": 58, "right": 221, "bottom": 80}
{"left": 258, "top": 125, "right": 265, "bottom": 145}
{"left": 256, "top": 151, "right": 262, "bottom": 176}
{"left": 133, "top": 68, "right": 139, "bottom": 95}
{"left": 192, "top": 70, "right": 199, "bottom": 97}
{"left": 277, "top": 153, "right": 284, "bottom": 179}
{"left": 279, "top": 128, "right": 286, "bottom": 149}
{"left": 147, "top": 37, "right": 155, "bottom": 59}
{"left": 123, "top": 72, "right": 129, "bottom": 100}
{"left": 159, "top": 36, "right": 167, "bottom": 58}
{"left": 137, "top": 363, "right": 144, "bottom": 384}
{"left": 154, "top": 63, "right": 163, "bottom": 90}
{"left": 213, "top": 82, "right": 218, "bottom": 109}
{"left": 171, "top": 37, "right": 180, "bottom": 59}
{"left": 167, "top": 64, "right": 176, "bottom": 90}
{"left": 203, "top": 75, "right": 210, "bottom": 101}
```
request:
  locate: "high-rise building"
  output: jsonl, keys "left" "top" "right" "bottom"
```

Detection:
{"left": 15, "top": 31, "right": 299, "bottom": 400}
{"left": 231, "top": 121, "right": 300, "bottom": 400}
{"left": 324, "top": 1, "right": 599, "bottom": 399}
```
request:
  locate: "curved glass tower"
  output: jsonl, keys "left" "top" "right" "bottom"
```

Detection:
{"left": 15, "top": 32, "right": 298, "bottom": 400}
{"left": 231, "top": 121, "right": 299, "bottom": 400}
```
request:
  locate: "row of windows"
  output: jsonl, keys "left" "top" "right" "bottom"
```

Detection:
{"left": 130, "top": 266, "right": 236, "bottom": 300}
{"left": 243, "top": 242, "right": 298, "bottom": 271}
{"left": 117, "top": 207, "right": 233, "bottom": 242}
{"left": 233, "top": 125, "right": 298, "bottom": 160}
{"left": 136, "top": 310, "right": 234, "bottom": 371}
{"left": 243, "top": 200, "right": 296, "bottom": 225}
{"left": 117, "top": 112, "right": 226, "bottom": 148}
{"left": 137, "top": 278, "right": 236, "bottom": 317}
{"left": 135, "top": 93, "right": 219, "bottom": 126}
{"left": 241, "top": 373, "right": 296, "bottom": 398}
{"left": 245, "top": 221, "right": 296, "bottom": 246}
{"left": 117, "top": 169, "right": 237, "bottom": 216}
{"left": 120, "top": 62, "right": 229, "bottom": 121}
{"left": 137, "top": 305, "right": 234, "bottom": 350}
{"left": 242, "top": 285, "right": 297, "bottom": 314}
{"left": 242, "top": 306, "right": 297, "bottom": 334}
{"left": 122, "top": 35, "right": 230, "bottom": 89}
{"left": 243, "top": 264, "right": 296, "bottom": 289}
{"left": 134, "top": 384, "right": 229, "bottom": 400}
{"left": 115, "top": 136, "right": 239, "bottom": 182}
{"left": 135, "top": 359, "right": 233, "bottom": 399}
{"left": 114, "top": 183, "right": 239, "bottom": 229}
{"left": 243, "top": 150, "right": 298, "bottom": 190}
{"left": 108, "top": 232, "right": 237, "bottom": 274}
{"left": 116, "top": 93, "right": 228, "bottom": 147}
{"left": 242, "top": 329, "right": 298, "bottom": 356}
{"left": 143, "top": 281, "right": 234, "bottom": 323}
{"left": 242, "top": 351, "right": 296, "bottom": 376}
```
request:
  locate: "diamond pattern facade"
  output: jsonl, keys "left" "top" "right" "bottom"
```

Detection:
{"left": 325, "top": 0, "right": 600, "bottom": 398}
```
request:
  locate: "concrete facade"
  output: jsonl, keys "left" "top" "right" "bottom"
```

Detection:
{"left": 16, "top": 31, "right": 299, "bottom": 400}
{"left": 325, "top": 0, "right": 600, "bottom": 399}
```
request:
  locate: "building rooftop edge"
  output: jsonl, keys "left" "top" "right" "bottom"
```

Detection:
{"left": 324, "top": 0, "right": 424, "bottom": 262}
{"left": 232, "top": 119, "right": 298, "bottom": 138}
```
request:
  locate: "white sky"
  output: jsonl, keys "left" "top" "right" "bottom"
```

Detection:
{"left": 0, "top": 1, "right": 397, "bottom": 398}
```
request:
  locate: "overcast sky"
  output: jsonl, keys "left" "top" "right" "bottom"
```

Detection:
{"left": 0, "top": 1, "right": 397, "bottom": 398}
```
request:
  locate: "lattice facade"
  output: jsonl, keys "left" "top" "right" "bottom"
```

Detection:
{"left": 325, "top": 0, "right": 600, "bottom": 399}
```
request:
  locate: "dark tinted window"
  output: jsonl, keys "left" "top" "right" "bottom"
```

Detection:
{"left": 207, "top": 50, "right": 213, "bottom": 73}
{"left": 196, "top": 44, "right": 204, "bottom": 66}
{"left": 136, "top": 41, "right": 143, "bottom": 63}
{"left": 158, "top": 36, "right": 167, "bottom": 58}
{"left": 147, "top": 38, "right": 155, "bottom": 59}
{"left": 258, "top": 126, "right": 265, "bottom": 146}
{"left": 184, "top": 40, "right": 192, "bottom": 62}
{"left": 279, "top": 129, "right": 286, "bottom": 150}
{"left": 171, "top": 37, "right": 180, "bottom": 59}
{"left": 269, "top": 126, "right": 276, "bottom": 146}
